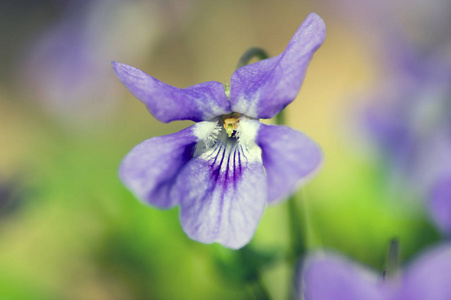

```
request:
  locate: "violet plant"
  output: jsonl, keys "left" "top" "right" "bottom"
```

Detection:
{"left": 113, "top": 13, "right": 325, "bottom": 249}
{"left": 22, "top": 0, "right": 179, "bottom": 123}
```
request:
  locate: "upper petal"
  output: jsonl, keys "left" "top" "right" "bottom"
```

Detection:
{"left": 395, "top": 245, "right": 451, "bottom": 300}
{"left": 229, "top": 13, "right": 326, "bottom": 119}
{"left": 257, "top": 124, "right": 323, "bottom": 204}
{"left": 119, "top": 125, "right": 198, "bottom": 208}
{"left": 302, "top": 253, "right": 386, "bottom": 300}
{"left": 112, "top": 62, "right": 231, "bottom": 122}
{"left": 174, "top": 119, "right": 266, "bottom": 249}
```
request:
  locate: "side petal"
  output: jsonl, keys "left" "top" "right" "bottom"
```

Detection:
{"left": 257, "top": 124, "right": 323, "bottom": 204}
{"left": 396, "top": 245, "right": 451, "bottom": 300}
{"left": 302, "top": 253, "right": 386, "bottom": 300}
{"left": 112, "top": 62, "right": 231, "bottom": 122}
{"left": 174, "top": 127, "right": 266, "bottom": 249}
{"left": 229, "top": 13, "right": 326, "bottom": 119}
{"left": 119, "top": 125, "right": 198, "bottom": 208}
{"left": 429, "top": 176, "right": 451, "bottom": 236}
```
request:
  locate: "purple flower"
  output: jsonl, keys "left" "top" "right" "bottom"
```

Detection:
{"left": 350, "top": 0, "right": 451, "bottom": 235}
{"left": 301, "top": 245, "right": 451, "bottom": 300}
{"left": 112, "top": 13, "right": 326, "bottom": 249}
{"left": 430, "top": 176, "right": 451, "bottom": 236}
{"left": 328, "top": 0, "right": 451, "bottom": 71}
{"left": 364, "top": 72, "right": 451, "bottom": 186}
{"left": 362, "top": 59, "right": 451, "bottom": 235}
{"left": 21, "top": 0, "right": 186, "bottom": 123}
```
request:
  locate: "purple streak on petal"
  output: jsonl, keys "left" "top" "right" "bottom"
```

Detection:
{"left": 396, "top": 245, "right": 451, "bottom": 300}
{"left": 302, "top": 253, "right": 386, "bottom": 300}
{"left": 119, "top": 126, "right": 197, "bottom": 209}
{"left": 257, "top": 124, "right": 322, "bottom": 204}
{"left": 429, "top": 177, "right": 451, "bottom": 236}
{"left": 175, "top": 139, "right": 266, "bottom": 249}
{"left": 112, "top": 62, "right": 231, "bottom": 122}
{"left": 229, "top": 13, "right": 326, "bottom": 119}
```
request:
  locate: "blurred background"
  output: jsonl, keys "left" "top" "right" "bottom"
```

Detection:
{"left": 1, "top": 0, "right": 450, "bottom": 299}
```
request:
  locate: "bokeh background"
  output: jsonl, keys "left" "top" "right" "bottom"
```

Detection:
{"left": 1, "top": 0, "right": 450, "bottom": 299}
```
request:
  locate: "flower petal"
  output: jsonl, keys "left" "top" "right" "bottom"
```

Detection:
{"left": 302, "top": 253, "right": 386, "bottom": 300}
{"left": 429, "top": 176, "right": 451, "bottom": 235}
{"left": 396, "top": 245, "right": 451, "bottom": 300}
{"left": 119, "top": 125, "right": 198, "bottom": 208}
{"left": 257, "top": 124, "right": 322, "bottom": 204}
{"left": 175, "top": 123, "right": 266, "bottom": 249}
{"left": 229, "top": 13, "right": 326, "bottom": 119}
{"left": 112, "top": 62, "right": 231, "bottom": 122}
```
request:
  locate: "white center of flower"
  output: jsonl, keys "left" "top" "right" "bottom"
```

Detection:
{"left": 193, "top": 114, "right": 261, "bottom": 163}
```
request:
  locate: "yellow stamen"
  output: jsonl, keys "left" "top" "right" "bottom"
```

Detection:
{"left": 221, "top": 113, "right": 241, "bottom": 137}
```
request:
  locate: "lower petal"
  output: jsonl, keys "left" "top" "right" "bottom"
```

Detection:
{"left": 119, "top": 126, "right": 197, "bottom": 208}
{"left": 175, "top": 137, "right": 266, "bottom": 249}
{"left": 257, "top": 124, "right": 323, "bottom": 204}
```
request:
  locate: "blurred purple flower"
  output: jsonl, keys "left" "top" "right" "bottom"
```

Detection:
{"left": 430, "top": 177, "right": 451, "bottom": 236}
{"left": 301, "top": 245, "right": 451, "bottom": 300}
{"left": 328, "top": 0, "right": 451, "bottom": 69}
{"left": 342, "top": 0, "right": 451, "bottom": 234}
{"left": 113, "top": 13, "right": 325, "bottom": 249}
{"left": 21, "top": 0, "right": 186, "bottom": 123}
{"left": 364, "top": 68, "right": 451, "bottom": 186}
{"left": 362, "top": 54, "right": 451, "bottom": 233}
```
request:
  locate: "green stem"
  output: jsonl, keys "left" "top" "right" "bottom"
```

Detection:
{"left": 275, "top": 108, "right": 306, "bottom": 259}
{"left": 235, "top": 47, "right": 269, "bottom": 70}
{"left": 249, "top": 276, "right": 272, "bottom": 300}
{"left": 383, "top": 238, "right": 400, "bottom": 280}
{"left": 275, "top": 107, "right": 307, "bottom": 300}
{"left": 287, "top": 193, "right": 306, "bottom": 261}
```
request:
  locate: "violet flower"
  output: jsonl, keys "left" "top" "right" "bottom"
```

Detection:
{"left": 301, "top": 245, "right": 451, "bottom": 300}
{"left": 362, "top": 55, "right": 451, "bottom": 235}
{"left": 364, "top": 69, "right": 451, "bottom": 189}
{"left": 113, "top": 13, "right": 326, "bottom": 249}
{"left": 430, "top": 176, "right": 451, "bottom": 236}
{"left": 22, "top": 0, "right": 182, "bottom": 122}
{"left": 328, "top": 0, "right": 451, "bottom": 70}
{"left": 348, "top": 0, "right": 451, "bottom": 235}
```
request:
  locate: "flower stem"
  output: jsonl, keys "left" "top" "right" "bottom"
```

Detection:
{"left": 275, "top": 109, "right": 306, "bottom": 259}
{"left": 249, "top": 275, "right": 272, "bottom": 300}
{"left": 383, "top": 238, "right": 400, "bottom": 280}
{"left": 235, "top": 47, "right": 269, "bottom": 70}
{"left": 275, "top": 109, "right": 308, "bottom": 299}
{"left": 287, "top": 193, "right": 306, "bottom": 261}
